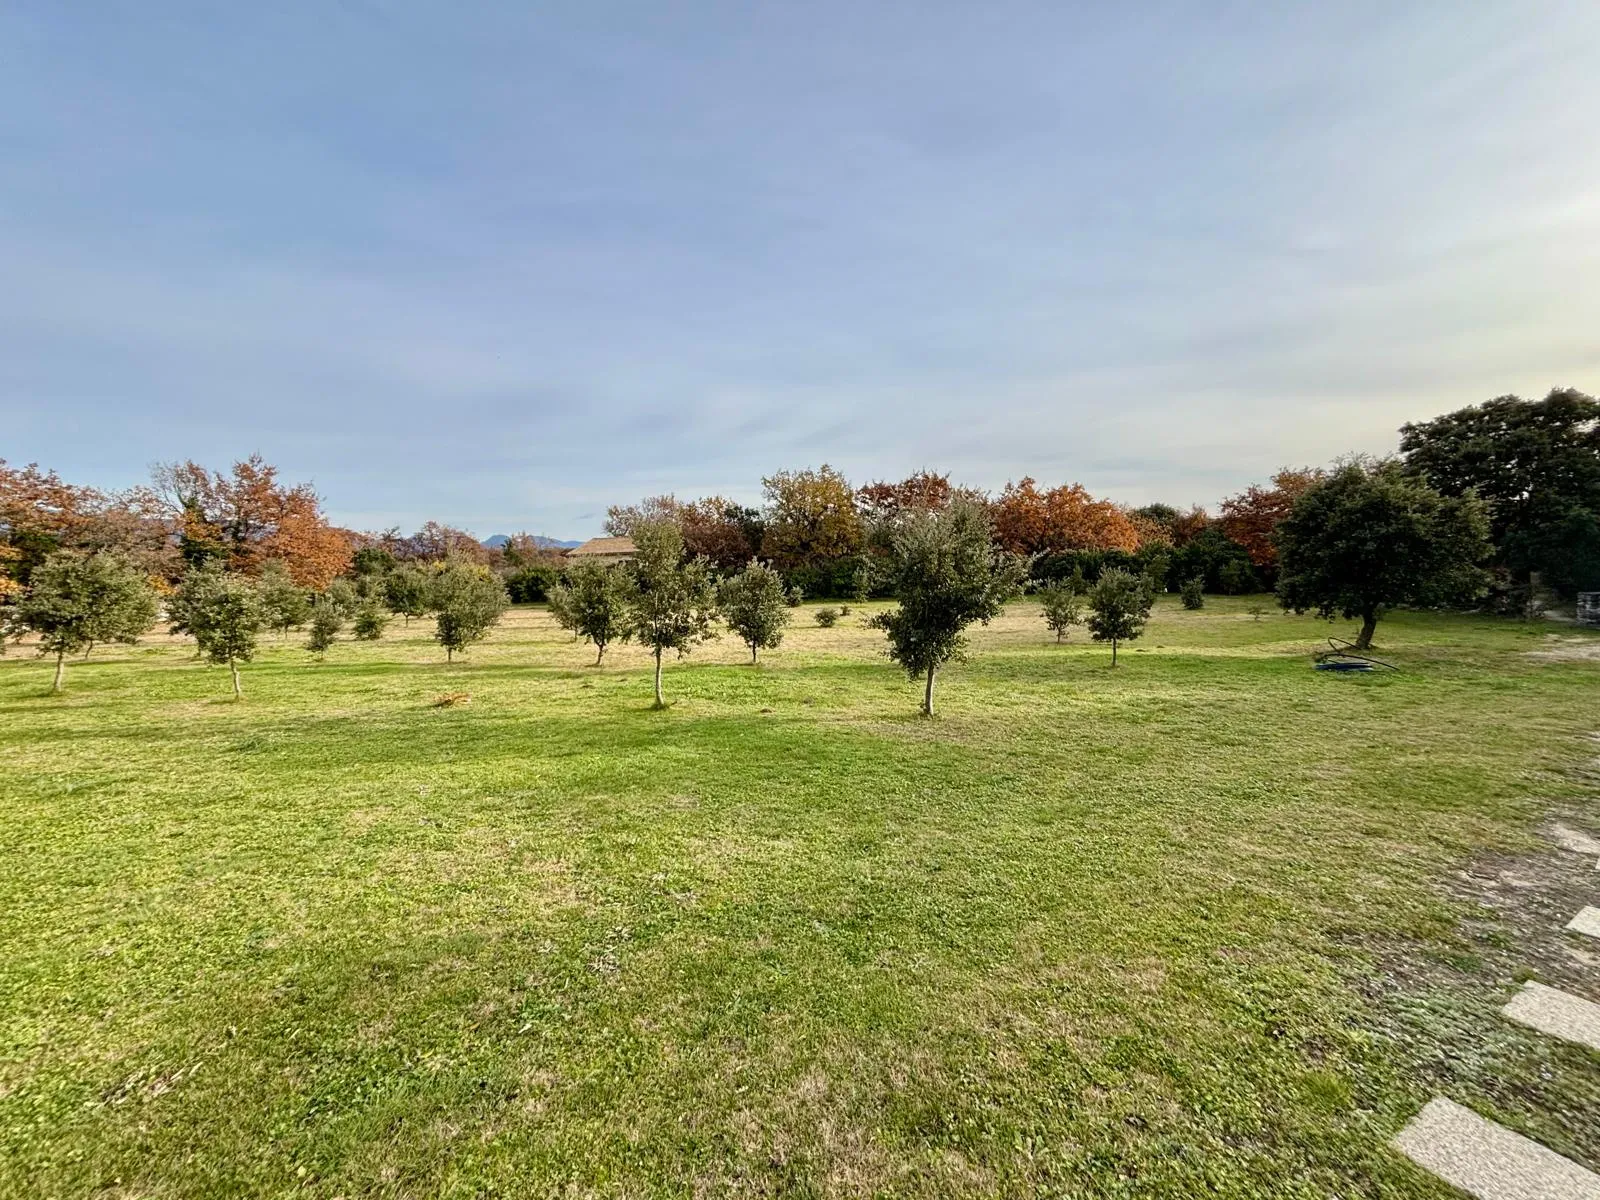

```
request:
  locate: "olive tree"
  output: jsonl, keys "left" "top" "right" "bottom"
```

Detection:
{"left": 1037, "top": 580, "right": 1083, "bottom": 643}
{"left": 1180, "top": 575, "right": 1205, "bottom": 610}
{"left": 1087, "top": 567, "right": 1151, "bottom": 666}
{"left": 352, "top": 601, "right": 388, "bottom": 640}
{"left": 624, "top": 519, "right": 718, "bottom": 707}
{"left": 429, "top": 560, "right": 509, "bottom": 662}
{"left": 869, "top": 498, "right": 1026, "bottom": 716}
{"left": 12, "top": 551, "right": 158, "bottom": 692}
{"left": 257, "top": 559, "right": 311, "bottom": 639}
{"left": 548, "top": 559, "right": 631, "bottom": 665}
{"left": 718, "top": 560, "right": 791, "bottom": 662}
{"left": 175, "top": 566, "right": 264, "bottom": 698}
{"left": 324, "top": 577, "right": 362, "bottom": 620}
{"left": 306, "top": 598, "right": 343, "bottom": 653}
{"left": 1276, "top": 460, "right": 1491, "bottom": 649}
{"left": 384, "top": 563, "right": 432, "bottom": 625}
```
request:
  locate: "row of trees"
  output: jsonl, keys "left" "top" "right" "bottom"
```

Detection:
{"left": 560, "top": 502, "right": 1026, "bottom": 714}
{"left": 3, "top": 498, "right": 1149, "bottom": 714}
{"left": 5, "top": 551, "right": 512, "bottom": 694}
{"left": 0, "top": 455, "right": 583, "bottom": 653}
{"left": 596, "top": 465, "right": 1346, "bottom": 600}
{"left": 0, "top": 456, "right": 1494, "bottom": 711}
{"left": 590, "top": 389, "right": 1595, "bottom": 605}
{"left": 581, "top": 501, "right": 1179, "bottom": 714}
{"left": 6, "top": 388, "right": 1588, "bottom": 611}
{"left": 2, "top": 388, "right": 1587, "bottom": 705}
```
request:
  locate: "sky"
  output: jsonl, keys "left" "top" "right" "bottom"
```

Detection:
{"left": 4, "top": 3, "right": 1599, "bottom": 539}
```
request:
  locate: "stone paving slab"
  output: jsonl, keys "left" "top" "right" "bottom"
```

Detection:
{"left": 1392, "top": 1096, "right": 1600, "bottom": 1199}
{"left": 1567, "top": 906, "right": 1600, "bottom": 940}
{"left": 1549, "top": 822, "right": 1600, "bottom": 859}
{"left": 1503, "top": 981, "right": 1600, "bottom": 1053}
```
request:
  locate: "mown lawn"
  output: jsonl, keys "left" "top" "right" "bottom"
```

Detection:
{"left": 2, "top": 597, "right": 1598, "bottom": 1198}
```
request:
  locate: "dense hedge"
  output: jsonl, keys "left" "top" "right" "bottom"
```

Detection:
{"left": 779, "top": 556, "right": 874, "bottom": 601}
{"left": 1030, "top": 533, "right": 1261, "bottom": 595}
{"left": 503, "top": 565, "right": 561, "bottom": 603}
{"left": 501, "top": 533, "right": 1264, "bottom": 607}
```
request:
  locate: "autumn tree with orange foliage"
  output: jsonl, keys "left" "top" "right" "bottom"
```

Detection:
{"left": 855, "top": 471, "right": 954, "bottom": 521}
{"left": 1171, "top": 506, "right": 1211, "bottom": 546}
{"left": 991, "top": 478, "right": 1140, "bottom": 556}
{"left": 1124, "top": 508, "right": 1174, "bottom": 550}
{"left": 152, "top": 454, "right": 352, "bottom": 588}
{"left": 604, "top": 495, "right": 761, "bottom": 569}
{"left": 1219, "top": 468, "right": 1324, "bottom": 572}
{"left": 1, "top": 459, "right": 175, "bottom": 587}
{"left": 679, "top": 497, "right": 762, "bottom": 570}
{"left": 1, "top": 461, "right": 103, "bottom": 588}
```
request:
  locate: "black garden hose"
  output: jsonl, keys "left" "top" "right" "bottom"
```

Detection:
{"left": 1314, "top": 637, "right": 1399, "bottom": 672}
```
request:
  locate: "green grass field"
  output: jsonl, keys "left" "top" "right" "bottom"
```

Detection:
{"left": 3, "top": 597, "right": 1598, "bottom": 1198}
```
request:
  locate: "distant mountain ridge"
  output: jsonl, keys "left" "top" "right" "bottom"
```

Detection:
{"left": 481, "top": 533, "right": 582, "bottom": 550}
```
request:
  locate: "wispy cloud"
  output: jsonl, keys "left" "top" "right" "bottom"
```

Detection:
{"left": 2, "top": 2, "right": 1597, "bottom": 536}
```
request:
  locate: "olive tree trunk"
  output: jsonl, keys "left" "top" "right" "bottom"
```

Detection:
{"left": 53, "top": 648, "right": 66, "bottom": 693}
{"left": 1111, "top": 637, "right": 1119, "bottom": 667}
{"left": 922, "top": 665, "right": 936, "bottom": 717}
{"left": 1355, "top": 612, "right": 1378, "bottom": 651}
{"left": 595, "top": 642, "right": 606, "bottom": 666}
{"left": 653, "top": 646, "right": 665, "bottom": 708}
{"left": 229, "top": 657, "right": 242, "bottom": 699}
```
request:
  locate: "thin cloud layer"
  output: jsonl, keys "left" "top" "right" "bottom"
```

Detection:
{"left": 3, "top": 3, "right": 1597, "bottom": 537}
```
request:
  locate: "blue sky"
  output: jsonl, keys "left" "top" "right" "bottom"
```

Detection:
{"left": 4, "top": 3, "right": 1598, "bottom": 538}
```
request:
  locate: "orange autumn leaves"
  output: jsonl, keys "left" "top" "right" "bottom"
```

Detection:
{"left": 2, "top": 454, "right": 354, "bottom": 592}
{"left": 153, "top": 455, "right": 353, "bottom": 588}
{"left": 1, "top": 459, "right": 174, "bottom": 583}
{"left": 983, "top": 469, "right": 1322, "bottom": 565}
{"left": 990, "top": 478, "right": 1144, "bottom": 556}
{"left": 1219, "top": 468, "right": 1324, "bottom": 569}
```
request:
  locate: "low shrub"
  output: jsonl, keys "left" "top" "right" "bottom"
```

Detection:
{"left": 814, "top": 607, "right": 840, "bottom": 628}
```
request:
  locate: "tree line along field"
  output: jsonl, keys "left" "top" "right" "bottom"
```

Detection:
{"left": 3, "top": 596, "right": 1599, "bottom": 1197}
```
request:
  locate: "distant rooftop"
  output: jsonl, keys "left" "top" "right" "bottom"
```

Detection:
{"left": 566, "top": 536, "right": 636, "bottom": 559}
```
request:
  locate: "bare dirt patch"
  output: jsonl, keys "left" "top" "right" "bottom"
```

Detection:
{"left": 1442, "top": 820, "right": 1600, "bottom": 998}
{"left": 1526, "top": 635, "right": 1600, "bottom": 662}
{"left": 1348, "top": 811, "right": 1600, "bottom": 1171}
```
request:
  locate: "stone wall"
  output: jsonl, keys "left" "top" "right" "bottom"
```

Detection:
{"left": 1579, "top": 592, "right": 1600, "bottom": 626}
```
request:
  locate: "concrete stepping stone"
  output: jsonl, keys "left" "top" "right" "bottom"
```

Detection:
{"left": 1548, "top": 822, "right": 1600, "bottom": 863}
{"left": 1503, "top": 981, "right": 1600, "bottom": 1053}
{"left": 1393, "top": 1096, "right": 1600, "bottom": 1199}
{"left": 1567, "top": 906, "right": 1600, "bottom": 940}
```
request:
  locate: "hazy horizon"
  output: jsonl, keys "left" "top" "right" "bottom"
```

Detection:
{"left": 5, "top": 3, "right": 1598, "bottom": 538}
